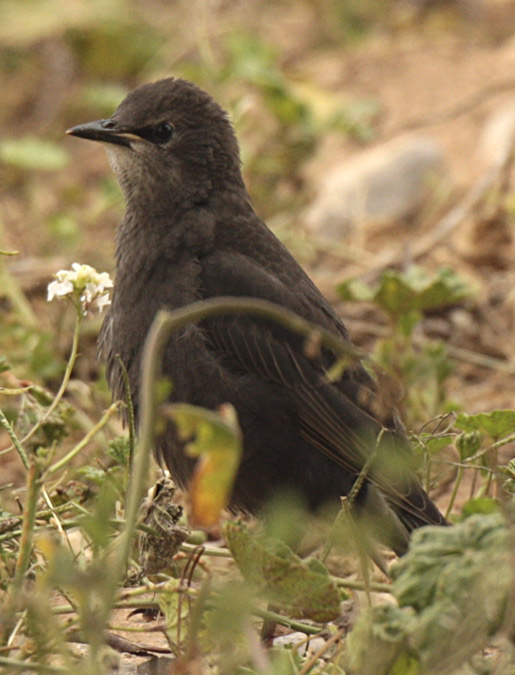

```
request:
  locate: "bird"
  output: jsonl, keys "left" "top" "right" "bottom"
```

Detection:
{"left": 67, "top": 77, "right": 447, "bottom": 556}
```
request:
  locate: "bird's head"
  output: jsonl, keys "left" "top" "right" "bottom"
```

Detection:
{"left": 67, "top": 78, "right": 244, "bottom": 211}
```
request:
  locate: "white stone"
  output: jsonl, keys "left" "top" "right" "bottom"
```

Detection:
{"left": 479, "top": 98, "right": 515, "bottom": 168}
{"left": 304, "top": 136, "right": 446, "bottom": 240}
{"left": 273, "top": 631, "right": 326, "bottom": 653}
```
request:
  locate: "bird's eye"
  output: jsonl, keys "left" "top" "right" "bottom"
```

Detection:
{"left": 152, "top": 122, "right": 174, "bottom": 143}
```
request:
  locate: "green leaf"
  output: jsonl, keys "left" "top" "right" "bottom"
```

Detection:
{"left": 346, "top": 604, "right": 417, "bottom": 675}
{"left": 404, "top": 266, "right": 473, "bottom": 310}
{"left": 374, "top": 270, "right": 421, "bottom": 316}
{"left": 224, "top": 521, "right": 341, "bottom": 623}
{"left": 107, "top": 435, "right": 131, "bottom": 466}
{"left": 337, "top": 277, "right": 375, "bottom": 302}
{"left": 201, "top": 579, "right": 256, "bottom": 654}
{"left": 397, "top": 310, "right": 422, "bottom": 338}
{"left": 338, "top": 267, "right": 474, "bottom": 319}
{"left": 455, "top": 410, "right": 515, "bottom": 439}
{"left": 0, "top": 137, "right": 70, "bottom": 171}
{"left": 455, "top": 431, "right": 482, "bottom": 460}
{"left": 391, "top": 513, "right": 511, "bottom": 672}
{"left": 500, "top": 459, "right": 515, "bottom": 495}
{"left": 461, "top": 497, "right": 500, "bottom": 517}
{"left": 417, "top": 433, "right": 454, "bottom": 456}
{"left": 77, "top": 465, "right": 107, "bottom": 485}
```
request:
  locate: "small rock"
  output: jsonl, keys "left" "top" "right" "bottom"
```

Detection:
{"left": 479, "top": 98, "right": 515, "bottom": 168}
{"left": 304, "top": 136, "right": 446, "bottom": 240}
{"left": 273, "top": 631, "right": 326, "bottom": 653}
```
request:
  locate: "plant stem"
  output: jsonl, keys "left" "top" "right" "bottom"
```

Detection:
{"left": 48, "top": 401, "right": 120, "bottom": 474}
{"left": 253, "top": 608, "right": 322, "bottom": 636}
{"left": 0, "top": 657, "right": 65, "bottom": 673}
{"left": 1, "top": 461, "right": 42, "bottom": 644}
{"left": 333, "top": 577, "right": 391, "bottom": 593}
{"left": 445, "top": 465, "right": 463, "bottom": 519}
{"left": 181, "top": 542, "right": 231, "bottom": 557}
{"left": 0, "top": 408, "right": 29, "bottom": 470}
{"left": 8, "top": 310, "right": 83, "bottom": 453}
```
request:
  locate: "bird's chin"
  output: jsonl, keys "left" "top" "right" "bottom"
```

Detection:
{"left": 105, "top": 144, "right": 133, "bottom": 178}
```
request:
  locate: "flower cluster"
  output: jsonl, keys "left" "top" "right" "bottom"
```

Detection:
{"left": 47, "top": 263, "right": 113, "bottom": 315}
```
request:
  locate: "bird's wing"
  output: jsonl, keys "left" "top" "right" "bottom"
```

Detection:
{"left": 200, "top": 252, "right": 444, "bottom": 528}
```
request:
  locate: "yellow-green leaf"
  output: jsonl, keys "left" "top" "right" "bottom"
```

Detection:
{"left": 224, "top": 521, "right": 341, "bottom": 623}
{"left": 168, "top": 403, "right": 242, "bottom": 528}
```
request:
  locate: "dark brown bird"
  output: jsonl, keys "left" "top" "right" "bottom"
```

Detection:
{"left": 67, "top": 77, "right": 447, "bottom": 555}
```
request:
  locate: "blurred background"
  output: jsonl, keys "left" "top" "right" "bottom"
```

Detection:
{"left": 1, "top": 0, "right": 515, "bottom": 489}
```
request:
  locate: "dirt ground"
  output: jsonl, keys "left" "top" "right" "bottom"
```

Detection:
{"left": 305, "top": 26, "right": 515, "bottom": 413}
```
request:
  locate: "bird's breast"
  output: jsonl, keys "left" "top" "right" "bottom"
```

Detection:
{"left": 102, "top": 254, "right": 204, "bottom": 404}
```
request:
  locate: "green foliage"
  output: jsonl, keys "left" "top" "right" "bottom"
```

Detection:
{"left": 77, "top": 435, "right": 130, "bottom": 500}
{"left": 348, "top": 513, "right": 514, "bottom": 674}
{"left": 500, "top": 458, "right": 515, "bottom": 495}
{"left": 0, "top": 321, "right": 64, "bottom": 383}
{"left": 455, "top": 430, "right": 482, "bottom": 460}
{"left": 338, "top": 266, "right": 475, "bottom": 425}
{"left": 200, "top": 579, "right": 257, "bottom": 667}
{"left": 346, "top": 604, "right": 418, "bottom": 675}
{"left": 461, "top": 496, "right": 499, "bottom": 516}
{"left": 394, "top": 513, "right": 512, "bottom": 672}
{"left": 338, "top": 266, "right": 474, "bottom": 336}
{"left": 224, "top": 521, "right": 341, "bottom": 623}
{"left": 106, "top": 434, "right": 131, "bottom": 466}
{"left": 0, "top": 138, "right": 70, "bottom": 172}
{"left": 157, "top": 577, "right": 190, "bottom": 651}
{"left": 455, "top": 409, "right": 515, "bottom": 440}
{"left": 15, "top": 385, "right": 75, "bottom": 453}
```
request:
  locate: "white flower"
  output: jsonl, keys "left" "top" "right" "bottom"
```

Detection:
{"left": 93, "top": 292, "right": 112, "bottom": 313}
{"left": 47, "top": 276, "right": 74, "bottom": 302}
{"left": 47, "top": 263, "right": 113, "bottom": 315}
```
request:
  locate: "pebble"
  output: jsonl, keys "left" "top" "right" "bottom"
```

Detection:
{"left": 305, "top": 136, "right": 446, "bottom": 240}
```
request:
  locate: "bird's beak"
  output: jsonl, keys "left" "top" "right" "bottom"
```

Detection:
{"left": 66, "top": 120, "right": 141, "bottom": 148}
